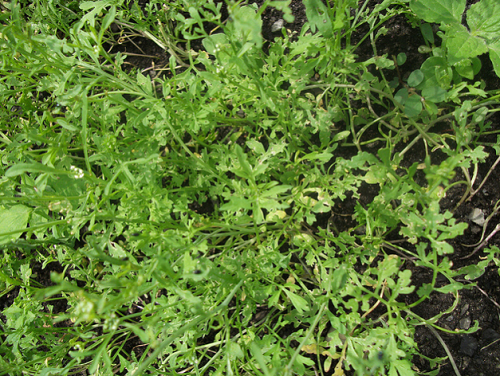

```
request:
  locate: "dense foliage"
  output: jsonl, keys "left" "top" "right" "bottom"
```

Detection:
{"left": 1, "top": 0, "right": 499, "bottom": 375}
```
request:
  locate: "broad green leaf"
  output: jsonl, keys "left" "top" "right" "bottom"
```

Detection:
{"left": 228, "top": 341, "right": 244, "bottom": 360}
{"left": 407, "top": 69, "right": 424, "bottom": 87}
{"left": 468, "top": 0, "right": 500, "bottom": 41}
{"left": 246, "top": 140, "right": 266, "bottom": 155}
{"left": 420, "top": 23, "right": 435, "bottom": 44}
{"left": 445, "top": 24, "right": 488, "bottom": 65}
{"left": 0, "top": 205, "right": 32, "bottom": 244}
{"left": 404, "top": 94, "right": 422, "bottom": 118}
{"left": 56, "top": 118, "right": 79, "bottom": 131}
{"left": 5, "top": 163, "right": 60, "bottom": 177}
{"left": 456, "top": 260, "right": 489, "bottom": 280}
{"left": 302, "top": 151, "right": 333, "bottom": 162}
{"left": 394, "top": 88, "right": 408, "bottom": 105}
{"left": 396, "top": 52, "right": 407, "bottom": 66}
{"left": 410, "top": 0, "right": 465, "bottom": 25}
{"left": 282, "top": 288, "right": 309, "bottom": 314}
{"left": 202, "top": 33, "right": 230, "bottom": 63}
{"left": 331, "top": 265, "right": 348, "bottom": 293}
{"left": 454, "top": 58, "right": 475, "bottom": 79}
{"left": 303, "top": 0, "right": 333, "bottom": 38}
{"left": 416, "top": 56, "right": 449, "bottom": 90}
{"left": 421, "top": 86, "right": 447, "bottom": 103}
{"left": 332, "top": 131, "right": 350, "bottom": 142}
{"left": 228, "top": 5, "right": 263, "bottom": 48}
{"left": 488, "top": 40, "right": 500, "bottom": 78}
{"left": 137, "top": 71, "right": 153, "bottom": 95}
{"left": 434, "top": 64, "right": 453, "bottom": 88}
{"left": 423, "top": 100, "right": 439, "bottom": 115}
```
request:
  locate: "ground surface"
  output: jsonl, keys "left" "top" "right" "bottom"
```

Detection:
{"left": 1, "top": 1, "right": 499, "bottom": 375}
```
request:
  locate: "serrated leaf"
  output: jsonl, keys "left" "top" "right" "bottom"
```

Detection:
{"left": 417, "top": 283, "right": 433, "bottom": 298}
{"left": 410, "top": 0, "right": 465, "bottom": 25}
{"left": 220, "top": 196, "right": 253, "bottom": 212}
{"left": 468, "top": 0, "right": 500, "bottom": 41}
{"left": 457, "top": 261, "right": 489, "bottom": 280}
{"left": 269, "top": 1, "right": 294, "bottom": 23}
{"left": 374, "top": 0, "right": 398, "bottom": 13}
{"left": 446, "top": 24, "right": 488, "bottom": 65}
{"left": 434, "top": 280, "right": 464, "bottom": 294}
{"left": 262, "top": 184, "right": 292, "bottom": 197}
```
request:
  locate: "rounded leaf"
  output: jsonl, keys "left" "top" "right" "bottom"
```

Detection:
{"left": 404, "top": 94, "right": 423, "bottom": 118}
{"left": 422, "top": 86, "right": 447, "bottom": 103}
{"left": 407, "top": 69, "right": 425, "bottom": 87}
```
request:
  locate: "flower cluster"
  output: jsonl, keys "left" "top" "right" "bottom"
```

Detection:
{"left": 70, "top": 165, "right": 84, "bottom": 179}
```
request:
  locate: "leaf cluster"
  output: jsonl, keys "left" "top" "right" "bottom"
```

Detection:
{"left": 0, "top": 1, "right": 499, "bottom": 375}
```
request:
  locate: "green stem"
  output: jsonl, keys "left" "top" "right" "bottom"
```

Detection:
{"left": 284, "top": 303, "right": 327, "bottom": 376}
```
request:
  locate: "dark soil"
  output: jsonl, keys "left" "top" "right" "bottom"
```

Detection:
{"left": 2, "top": 1, "right": 499, "bottom": 375}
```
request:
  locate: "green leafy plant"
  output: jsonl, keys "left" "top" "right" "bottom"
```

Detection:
{"left": 411, "top": 0, "right": 500, "bottom": 78}
{"left": 1, "top": 0, "right": 499, "bottom": 375}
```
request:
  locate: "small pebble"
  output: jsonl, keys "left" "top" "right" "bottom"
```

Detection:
{"left": 460, "top": 317, "right": 471, "bottom": 330}
{"left": 461, "top": 304, "right": 469, "bottom": 316}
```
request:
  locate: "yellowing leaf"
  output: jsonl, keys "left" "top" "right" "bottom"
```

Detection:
{"left": 301, "top": 343, "right": 320, "bottom": 354}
